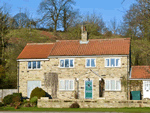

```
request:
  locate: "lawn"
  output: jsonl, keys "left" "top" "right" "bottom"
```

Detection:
{"left": 0, "top": 107, "right": 150, "bottom": 112}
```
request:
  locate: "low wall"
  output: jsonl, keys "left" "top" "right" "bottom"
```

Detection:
{"left": 0, "top": 89, "right": 18, "bottom": 102}
{"left": 38, "top": 97, "right": 150, "bottom": 108}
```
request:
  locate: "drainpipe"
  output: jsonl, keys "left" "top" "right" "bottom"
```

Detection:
{"left": 17, "top": 61, "right": 19, "bottom": 93}
{"left": 127, "top": 55, "right": 129, "bottom": 100}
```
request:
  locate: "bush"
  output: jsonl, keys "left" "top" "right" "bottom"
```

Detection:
{"left": 3, "top": 95, "right": 13, "bottom": 105}
{"left": 30, "top": 87, "right": 46, "bottom": 100}
{"left": 23, "top": 99, "right": 27, "bottom": 103}
{"left": 70, "top": 102, "right": 80, "bottom": 108}
{"left": 30, "top": 96, "right": 38, "bottom": 103}
{"left": 13, "top": 93, "right": 22, "bottom": 98}
{"left": 12, "top": 96, "right": 21, "bottom": 103}
{"left": 0, "top": 102, "right": 4, "bottom": 107}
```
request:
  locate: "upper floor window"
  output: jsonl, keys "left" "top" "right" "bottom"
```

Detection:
{"left": 86, "top": 58, "right": 96, "bottom": 67}
{"left": 28, "top": 61, "right": 41, "bottom": 69}
{"left": 105, "top": 58, "right": 121, "bottom": 67}
{"left": 105, "top": 80, "right": 121, "bottom": 91}
{"left": 60, "top": 59, "right": 74, "bottom": 68}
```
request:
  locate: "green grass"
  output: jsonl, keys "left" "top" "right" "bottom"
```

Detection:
{"left": 0, "top": 107, "right": 150, "bottom": 112}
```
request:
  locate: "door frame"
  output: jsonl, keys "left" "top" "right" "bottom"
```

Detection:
{"left": 143, "top": 80, "right": 150, "bottom": 99}
{"left": 84, "top": 80, "right": 93, "bottom": 99}
{"left": 27, "top": 80, "right": 41, "bottom": 98}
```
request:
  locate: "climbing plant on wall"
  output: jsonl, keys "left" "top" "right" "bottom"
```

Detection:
{"left": 44, "top": 72, "right": 58, "bottom": 99}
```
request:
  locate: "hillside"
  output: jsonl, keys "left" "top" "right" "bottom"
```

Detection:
{"left": 2, "top": 28, "right": 148, "bottom": 89}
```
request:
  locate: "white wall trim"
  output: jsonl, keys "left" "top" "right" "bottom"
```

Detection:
{"left": 129, "top": 78, "right": 150, "bottom": 80}
{"left": 17, "top": 59, "right": 49, "bottom": 61}
{"left": 48, "top": 55, "right": 129, "bottom": 58}
{"left": 129, "top": 67, "right": 132, "bottom": 79}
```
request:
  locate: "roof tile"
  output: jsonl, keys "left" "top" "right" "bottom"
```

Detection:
{"left": 131, "top": 66, "right": 150, "bottom": 79}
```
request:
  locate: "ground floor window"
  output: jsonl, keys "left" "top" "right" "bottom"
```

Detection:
{"left": 59, "top": 80, "right": 74, "bottom": 90}
{"left": 105, "top": 80, "right": 121, "bottom": 91}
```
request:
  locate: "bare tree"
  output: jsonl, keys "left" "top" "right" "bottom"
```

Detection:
{"left": 109, "top": 17, "right": 118, "bottom": 35}
{"left": 37, "top": 0, "right": 75, "bottom": 32}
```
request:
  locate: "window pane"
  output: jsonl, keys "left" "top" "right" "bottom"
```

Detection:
{"left": 37, "top": 61, "right": 41, "bottom": 68}
{"left": 28, "top": 61, "right": 31, "bottom": 69}
{"left": 111, "top": 80, "right": 115, "bottom": 90}
{"left": 59, "top": 80, "right": 65, "bottom": 90}
{"left": 111, "top": 59, "right": 115, "bottom": 67}
{"left": 65, "top": 59, "right": 69, "bottom": 67}
{"left": 86, "top": 59, "right": 90, "bottom": 67}
{"left": 91, "top": 59, "right": 95, "bottom": 67}
{"left": 116, "top": 81, "right": 120, "bottom": 90}
{"left": 60, "top": 60, "right": 64, "bottom": 67}
{"left": 105, "top": 80, "right": 109, "bottom": 90}
{"left": 65, "top": 80, "right": 69, "bottom": 90}
{"left": 116, "top": 59, "right": 119, "bottom": 67}
{"left": 106, "top": 59, "right": 109, "bottom": 66}
{"left": 70, "top": 80, "right": 73, "bottom": 90}
{"left": 33, "top": 61, "right": 36, "bottom": 69}
{"left": 70, "top": 59, "right": 73, "bottom": 67}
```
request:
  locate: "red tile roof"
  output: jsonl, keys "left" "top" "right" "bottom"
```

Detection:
{"left": 17, "top": 38, "right": 130, "bottom": 59}
{"left": 130, "top": 66, "right": 150, "bottom": 79}
{"left": 17, "top": 43, "right": 54, "bottom": 59}
{"left": 50, "top": 38, "right": 130, "bottom": 56}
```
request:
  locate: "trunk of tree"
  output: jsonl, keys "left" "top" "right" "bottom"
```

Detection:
{"left": 63, "top": 8, "right": 67, "bottom": 32}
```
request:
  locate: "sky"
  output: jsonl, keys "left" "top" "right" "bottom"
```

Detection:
{"left": 0, "top": 0, "right": 136, "bottom": 30}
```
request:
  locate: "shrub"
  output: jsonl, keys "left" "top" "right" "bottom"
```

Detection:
{"left": 2, "top": 95, "right": 13, "bottom": 105}
{"left": 30, "top": 87, "right": 46, "bottom": 100}
{"left": 0, "top": 102, "right": 3, "bottom": 107}
{"left": 13, "top": 93, "right": 22, "bottom": 98}
{"left": 30, "top": 96, "right": 38, "bottom": 103}
{"left": 23, "top": 99, "right": 27, "bottom": 103}
{"left": 12, "top": 96, "right": 21, "bottom": 103}
{"left": 70, "top": 102, "right": 80, "bottom": 108}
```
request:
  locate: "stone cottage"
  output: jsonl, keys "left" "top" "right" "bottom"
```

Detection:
{"left": 17, "top": 26, "right": 131, "bottom": 100}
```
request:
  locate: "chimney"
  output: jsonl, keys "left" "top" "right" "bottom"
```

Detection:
{"left": 80, "top": 25, "right": 88, "bottom": 44}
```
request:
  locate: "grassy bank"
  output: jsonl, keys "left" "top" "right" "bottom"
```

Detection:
{"left": 0, "top": 107, "right": 150, "bottom": 112}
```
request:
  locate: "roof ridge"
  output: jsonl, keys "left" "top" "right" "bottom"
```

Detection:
{"left": 27, "top": 43, "right": 54, "bottom": 45}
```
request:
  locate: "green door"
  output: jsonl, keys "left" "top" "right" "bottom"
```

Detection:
{"left": 85, "top": 80, "right": 93, "bottom": 99}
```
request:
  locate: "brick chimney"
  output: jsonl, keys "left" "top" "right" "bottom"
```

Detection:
{"left": 80, "top": 25, "right": 88, "bottom": 44}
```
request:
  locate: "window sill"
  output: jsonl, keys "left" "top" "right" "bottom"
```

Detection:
{"left": 105, "top": 90, "right": 121, "bottom": 92}
{"left": 59, "top": 67, "right": 74, "bottom": 68}
{"left": 85, "top": 67, "right": 96, "bottom": 68}
{"left": 105, "top": 66, "right": 121, "bottom": 68}
{"left": 59, "top": 90, "right": 74, "bottom": 92}
{"left": 27, "top": 68, "right": 42, "bottom": 71}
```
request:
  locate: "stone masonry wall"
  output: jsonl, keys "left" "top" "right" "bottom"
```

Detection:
{"left": 38, "top": 97, "right": 149, "bottom": 108}
{"left": 19, "top": 56, "right": 129, "bottom": 100}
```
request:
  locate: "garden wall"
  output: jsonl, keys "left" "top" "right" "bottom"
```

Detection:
{"left": 38, "top": 97, "right": 150, "bottom": 108}
{"left": 0, "top": 89, "right": 18, "bottom": 102}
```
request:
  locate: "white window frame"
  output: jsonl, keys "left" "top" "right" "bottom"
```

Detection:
{"left": 59, "top": 59, "right": 74, "bottom": 68}
{"left": 59, "top": 80, "right": 74, "bottom": 91}
{"left": 105, "top": 58, "right": 121, "bottom": 67}
{"left": 105, "top": 80, "right": 121, "bottom": 91}
{"left": 85, "top": 58, "right": 96, "bottom": 68}
{"left": 27, "top": 61, "right": 41, "bottom": 70}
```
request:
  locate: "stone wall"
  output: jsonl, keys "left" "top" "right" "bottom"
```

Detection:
{"left": 38, "top": 97, "right": 150, "bottom": 108}
{"left": 0, "top": 89, "right": 18, "bottom": 102}
{"left": 19, "top": 56, "right": 129, "bottom": 100}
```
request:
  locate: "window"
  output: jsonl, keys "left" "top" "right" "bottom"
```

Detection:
{"left": 59, "top": 80, "right": 74, "bottom": 90}
{"left": 60, "top": 59, "right": 74, "bottom": 68}
{"left": 86, "top": 58, "right": 96, "bottom": 67}
{"left": 105, "top": 80, "right": 121, "bottom": 91}
{"left": 105, "top": 58, "right": 121, "bottom": 67}
{"left": 28, "top": 61, "right": 41, "bottom": 69}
